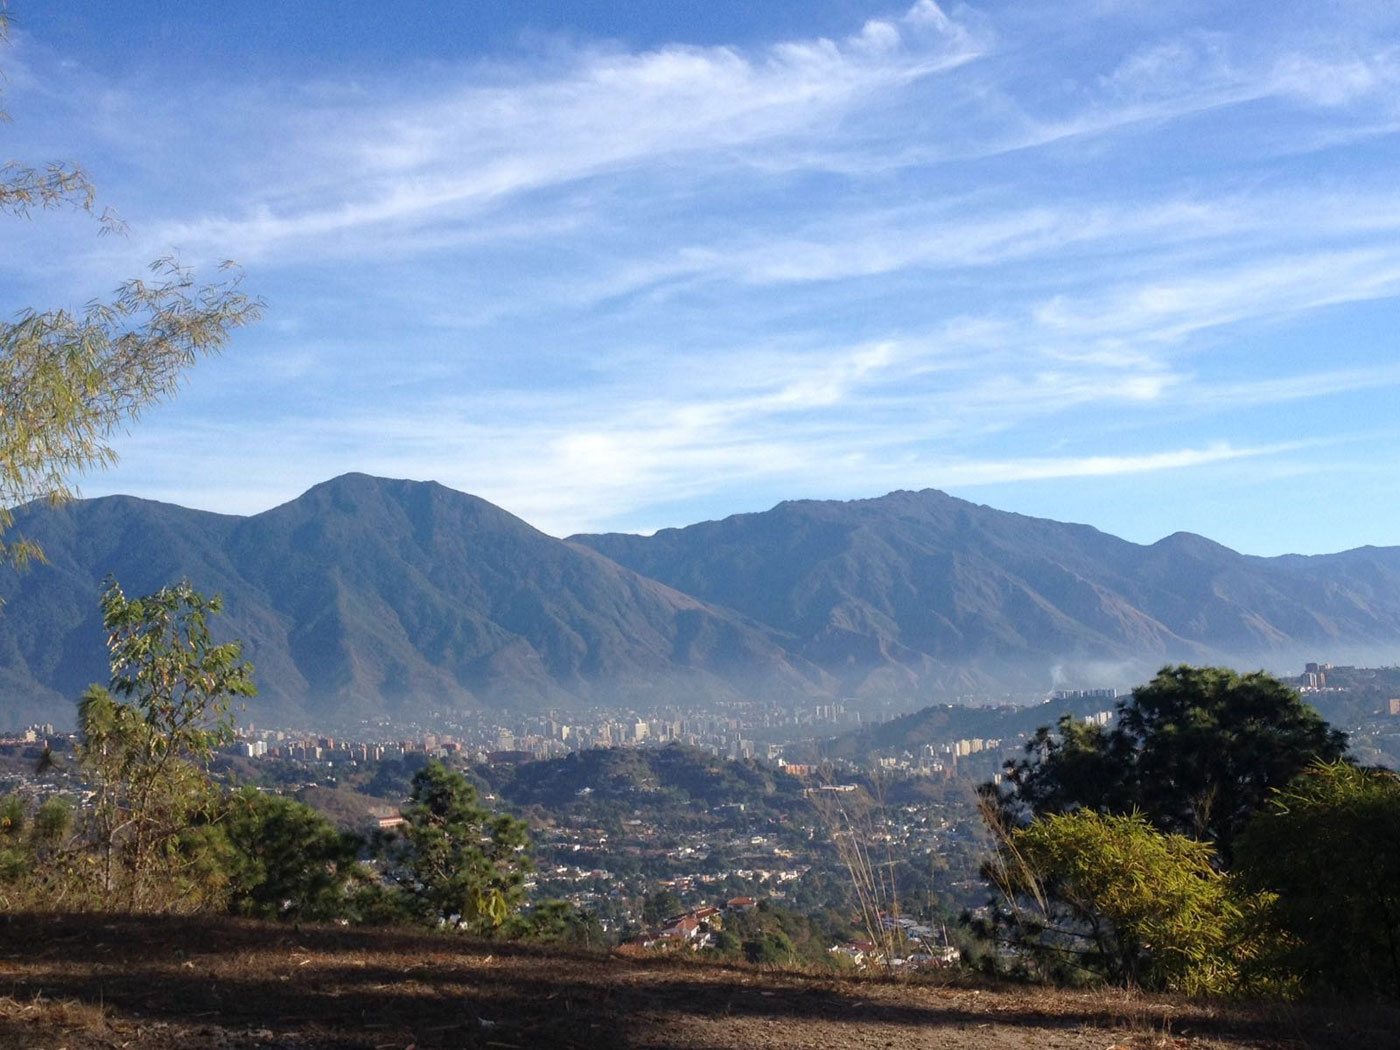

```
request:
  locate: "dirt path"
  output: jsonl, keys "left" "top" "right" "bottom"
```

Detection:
{"left": 0, "top": 915, "right": 1391, "bottom": 1050}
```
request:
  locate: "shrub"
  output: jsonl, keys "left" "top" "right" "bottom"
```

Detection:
{"left": 1235, "top": 762, "right": 1400, "bottom": 1000}
{"left": 988, "top": 810, "right": 1243, "bottom": 993}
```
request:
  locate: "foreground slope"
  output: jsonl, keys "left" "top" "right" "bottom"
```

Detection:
{"left": 575, "top": 489, "right": 1400, "bottom": 696}
{"left": 0, "top": 474, "right": 824, "bottom": 726}
{"left": 3, "top": 914, "right": 1393, "bottom": 1050}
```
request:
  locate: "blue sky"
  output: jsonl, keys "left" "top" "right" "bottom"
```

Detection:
{"left": 4, "top": 1, "right": 1400, "bottom": 554}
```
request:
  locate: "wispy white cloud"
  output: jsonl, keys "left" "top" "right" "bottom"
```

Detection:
{"left": 8, "top": 1, "right": 1400, "bottom": 552}
{"left": 130, "top": 2, "right": 981, "bottom": 264}
{"left": 547, "top": 186, "right": 1400, "bottom": 306}
{"left": 1178, "top": 363, "right": 1400, "bottom": 409}
{"left": 1029, "top": 248, "right": 1400, "bottom": 345}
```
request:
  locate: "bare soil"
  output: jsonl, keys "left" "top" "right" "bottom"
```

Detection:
{"left": 1, "top": 915, "right": 1393, "bottom": 1050}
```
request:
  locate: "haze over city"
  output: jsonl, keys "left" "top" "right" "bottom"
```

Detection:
{"left": 4, "top": 1, "right": 1399, "bottom": 554}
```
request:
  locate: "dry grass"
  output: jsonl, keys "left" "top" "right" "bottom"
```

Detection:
{"left": 0, "top": 914, "right": 1393, "bottom": 1050}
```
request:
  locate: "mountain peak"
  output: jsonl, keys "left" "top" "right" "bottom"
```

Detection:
{"left": 302, "top": 472, "right": 452, "bottom": 498}
{"left": 1151, "top": 531, "right": 1238, "bottom": 558}
{"left": 292, "top": 472, "right": 495, "bottom": 512}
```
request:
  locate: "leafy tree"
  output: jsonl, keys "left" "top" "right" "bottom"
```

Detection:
{"left": 31, "top": 796, "right": 73, "bottom": 847}
{"left": 994, "top": 716, "right": 1132, "bottom": 821}
{"left": 78, "top": 578, "right": 256, "bottom": 910}
{"left": 744, "top": 928, "right": 797, "bottom": 966}
{"left": 342, "top": 879, "right": 416, "bottom": 927}
{"left": 376, "top": 760, "right": 532, "bottom": 933}
{"left": 508, "top": 899, "right": 608, "bottom": 947}
{"left": 0, "top": 793, "right": 80, "bottom": 908}
{"left": 0, "top": 15, "right": 260, "bottom": 575}
{"left": 705, "top": 901, "right": 843, "bottom": 968}
{"left": 642, "top": 888, "right": 684, "bottom": 927}
{"left": 989, "top": 665, "right": 1347, "bottom": 860}
{"left": 0, "top": 794, "right": 26, "bottom": 884}
{"left": 221, "top": 788, "right": 364, "bottom": 921}
{"left": 361, "top": 751, "right": 433, "bottom": 799}
{"left": 1235, "top": 762, "right": 1400, "bottom": 1000}
{"left": 985, "top": 810, "right": 1243, "bottom": 993}
{"left": 711, "top": 928, "right": 741, "bottom": 956}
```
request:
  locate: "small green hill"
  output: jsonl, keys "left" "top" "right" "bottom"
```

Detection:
{"left": 490, "top": 742, "right": 809, "bottom": 814}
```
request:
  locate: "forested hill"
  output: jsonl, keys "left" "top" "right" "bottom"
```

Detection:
{"left": 817, "top": 693, "right": 1122, "bottom": 763}
{"left": 486, "top": 743, "right": 806, "bottom": 814}
{"left": 5, "top": 474, "right": 1400, "bottom": 727}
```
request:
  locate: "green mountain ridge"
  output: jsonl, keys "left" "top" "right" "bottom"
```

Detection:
{"left": 3, "top": 474, "right": 1400, "bottom": 727}
{"left": 0, "top": 474, "right": 826, "bottom": 727}
{"left": 573, "top": 487, "right": 1400, "bottom": 695}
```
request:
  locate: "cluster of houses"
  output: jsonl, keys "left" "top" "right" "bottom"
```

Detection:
{"left": 620, "top": 896, "right": 759, "bottom": 954}
{"left": 828, "top": 913, "right": 961, "bottom": 970}
{"left": 621, "top": 899, "right": 961, "bottom": 971}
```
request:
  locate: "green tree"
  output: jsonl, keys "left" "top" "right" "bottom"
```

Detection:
{"left": 1235, "top": 762, "right": 1400, "bottom": 1000}
{"left": 642, "top": 888, "right": 684, "bottom": 927}
{"left": 508, "top": 899, "right": 608, "bottom": 947}
{"left": 377, "top": 760, "right": 533, "bottom": 933}
{"left": 31, "top": 797, "right": 72, "bottom": 846}
{"left": 78, "top": 578, "right": 256, "bottom": 910}
{"left": 986, "top": 810, "right": 1243, "bottom": 993}
{"left": 710, "top": 927, "right": 741, "bottom": 957}
{"left": 221, "top": 788, "right": 364, "bottom": 922}
{"left": 0, "top": 793, "right": 80, "bottom": 908}
{"left": 989, "top": 666, "right": 1347, "bottom": 860}
{"left": 744, "top": 928, "right": 797, "bottom": 966}
{"left": 0, "top": 794, "right": 26, "bottom": 885}
{"left": 992, "top": 716, "right": 1132, "bottom": 821}
{"left": 0, "top": 15, "right": 260, "bottom": 575}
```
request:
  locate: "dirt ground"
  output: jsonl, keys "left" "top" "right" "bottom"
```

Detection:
{"left": 1, "top": 915, "right": 1394, "bottom": 1050}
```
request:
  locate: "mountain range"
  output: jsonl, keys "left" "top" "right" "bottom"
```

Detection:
{"left": 2, "top": 473, "right": 1398, "bottom": 728}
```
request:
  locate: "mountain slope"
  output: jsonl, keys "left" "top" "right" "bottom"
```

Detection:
{"left": 6, "top": 478, "right": 1400, "bottom": 729}
{"left": 0, "top": 474, "right": 826, "bottom": 727}
{"left": 573, "top": 489, "right": 1400, "bottom": 695}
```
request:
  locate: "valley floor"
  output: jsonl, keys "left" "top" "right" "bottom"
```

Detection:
{"left": 1, "top": 915, "right": 1392, "bottom": 1050}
